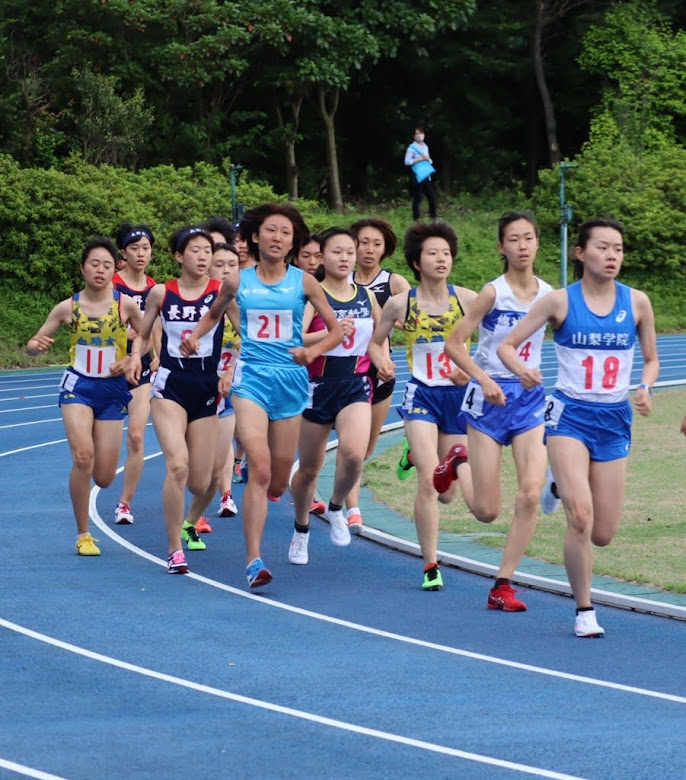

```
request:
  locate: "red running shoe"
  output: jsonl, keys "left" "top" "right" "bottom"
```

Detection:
{"left": 487, "top": 582, "right": 527, "bottom": 612}
{"left": 309, "top": 500, "right": 326, "bottom": 516}
{"left": 433, "top": 444, "right": 468, "bottom": 494}
{"left": 195, "top": 516, "right": 213, "bottom": 534}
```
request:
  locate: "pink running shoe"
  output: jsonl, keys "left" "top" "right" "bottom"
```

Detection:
{"left": 433, "top": 444, "right": 468, "bottom": 494}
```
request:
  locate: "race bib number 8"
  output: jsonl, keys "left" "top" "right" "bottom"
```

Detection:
{"left": 247, "top": 310, "right": 293, "bottom": 342}
{"left": 411, "top": 342, "right": 455, "bottom": 386}
{"left": 543, "top": 394, "right": 564, "bottom": 428}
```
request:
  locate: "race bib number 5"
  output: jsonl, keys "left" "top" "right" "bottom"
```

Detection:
{"left": 247, "top": 310, "right": 293, "bottom": 342}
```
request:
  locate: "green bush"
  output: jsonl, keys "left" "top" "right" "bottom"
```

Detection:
{"left": 530, "top": 136, "right": 686, "bottom": 328}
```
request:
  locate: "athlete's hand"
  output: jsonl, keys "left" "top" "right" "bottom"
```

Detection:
{"left": 150, "top": 355, "right": 160, "bottom": 373}
{"left": 517, "top": 368, "right": 543, "bottom": 391}
{"left": 480, "top": 376, "right": 507, "bottom": 406}
{"left": 179, "top": 335, "right": 199, "bottom": 357}
{"left": 449, "top": 367, "right": 471, "bottom": 387}
{"left": 27, "top": 335, "right": 54, "bottom": 355}
{"left": 218, "top": 368, "right": 234, "bottom": 398}
{"left": 108, "top": 357, "right": 129, "bottom": 377}
{"left": 340, "top": 317, "right": 355, "bottom": 338}
{"left": 376, "top": 358, "right": 396, "bottom": 383}
{"left": 125, "top": 354, "right": 142, "bottom": 385}
{"left": 290, "top": 346, "right": 315, "bottom": 366}
{"left": 633, "top": 386, "right": 652, "bottom": 418}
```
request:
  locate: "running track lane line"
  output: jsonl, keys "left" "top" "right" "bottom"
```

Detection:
{"left": 0, "top": 616, "right": 585, "bottom": 780}
{"left": 0, "top": 758, "right": 66, "bottom": 780}
{"left": 88, "top": 469, "right": 686, "bottom": 706}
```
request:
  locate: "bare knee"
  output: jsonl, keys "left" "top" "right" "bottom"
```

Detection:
{"left": 167, "top": 458, "right": 189, "bottom": 487}
{"left": 72, "top": 448, "right": 95, "bottom": 475}
{"left": 591, "top": 528, "right": 614, "bottom": 547}
{"left": 126, "top": 429, "right": 144, "bottom": 454}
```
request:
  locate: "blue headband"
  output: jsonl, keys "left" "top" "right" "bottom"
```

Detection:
{"left": 121, "top": 228, "right": 153, "bottom": 249}
{"left": 174, "top": 227, "right": 207, "bottom": 253}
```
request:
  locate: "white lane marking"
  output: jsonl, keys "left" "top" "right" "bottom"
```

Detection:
{"left": 0, "top": 393, "right": 56, "bottom": 402}
{"left": 0, "top": 418, "right": 62, "bottom": 430}
{"left": 0, "top": 438, "right": 68, "bottom": 458}
{"left": 0, "top": 758, "right": 65, "bottom": 780}
{"left": 0, "top": 405, "right": 54, "bottom": 414}
{"left": 0, "top": 617, "right": 585, "bottom": 780}
{"left": 0, "top": 384, "right": 58, "bottom": 393}
{"left": 0, "top": 759, "right": 67, "bottom": 780}
{"left": 90, "top": 475, "right": 686, "bottom": 706}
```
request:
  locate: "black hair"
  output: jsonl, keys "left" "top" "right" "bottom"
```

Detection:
{"left": 573, "top": 217, "right": 624, "bottom": 279}
{"left": 239, "top": 203, "right": 307, "bottom": 261}
{"left": 81, "top": 236, "right": 118, "bottom": 266}
{"left": 403, "top": 221, "right": 457, "bottom": 281}
{"left": 204, "top": 216, "right": 236, "bottom": 244}
{"left": 349, "top": 218, "right": 397, "bottom": 261}
{"left": 213, "top": 242, "right": 239, "bottom": 255}
{"left": 115, "top": 222, "right": 155, "bottom": 251}
{"left": 497, "top": 211, "right": 539, "bottom": 271}
{"left": 169, "top": 225, "right": 214, "bottom": 255}
{"left": 318, "top": 226, "right": 358, "bottom": 255}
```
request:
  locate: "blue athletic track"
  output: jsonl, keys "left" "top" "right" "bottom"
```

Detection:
{"left": 1, "top": 335, "right": 686, "bottom": 780}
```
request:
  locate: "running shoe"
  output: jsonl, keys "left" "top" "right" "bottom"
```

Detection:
{"left": 487, "top": 582, "right": 527, "bottom": 612}
{"left": 396, "top": 437, "right": 415, "bottom": 480}
{"left": 326, "top": 507, "right": 351, "bottom": 547}
{"left": 267, "top": 492, "right": 281, "bottom": 503}
{"left": 422, "top": 565, "right": 443, "bottom": 591}
{"left": 288, "top": 530, "right": 309, "bottom": 565}
{"left": 309, "top": 500, "right": 326, "bottom": 516}
{"left": 246, "top": 558, "right": 272, "bottom": 588}
{"left": 182, "top": 523, "right": 207, "bottom": 551}
{"left": 346, "top": 509, "right": 363, "bottom": 535}
{"left": 195, "top": 516, "right": 213, "bottom": 534}
{"left": 540, "top": 467, "right": 562, "bottom": 515}
{"left": 217, "top": 491, "right": 238, "bottom": 517}
{"left": 433, "top": 443, "right": 468, "bottom": 494}
{"left": 114, "top": 501, "right": 134, "bottom": 525}
{"left": 574, "top": 609, "right": 605, "bottom": 638}
{"left": 75, "top": 535, "right": 101, "bottom": 556}
{"left": 167, "top": 549, "right": 188, "bottom": 574}
{"left": 232, "top": 461, "right": 244, "bottom": 484}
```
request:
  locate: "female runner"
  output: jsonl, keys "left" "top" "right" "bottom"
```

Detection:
{"left": 26, "top": 237, "right": 144, "bottom": 555}
{"left": 179, "top": 203, "right": 343, "bottom": 588}
{"left": 498, "top": 218, "right": 658, "bottom": 636}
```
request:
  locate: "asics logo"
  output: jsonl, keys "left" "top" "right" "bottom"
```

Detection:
{"left": 616, "top": 310, "right": 627, "bottom": 323}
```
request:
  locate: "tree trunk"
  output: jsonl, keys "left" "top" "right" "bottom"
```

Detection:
{"left": 532, "top": 1, "right": 562, "bottom": 166}
{"left": 274, "top": 92, "right": 303, "bottom": 201}
{"left": 316, "top": 84, "right": 343, "bottom": 212}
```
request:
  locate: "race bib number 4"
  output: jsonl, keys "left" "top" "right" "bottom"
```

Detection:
{"left": 246, "top": 310, "right": 293, "bottom": 342}
{"left": 411, "top": 342, "right": 455, "bottom": 386}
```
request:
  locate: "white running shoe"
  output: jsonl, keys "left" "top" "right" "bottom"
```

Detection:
{"left": 115, "top": 501, "right": 134, "bottom": 525}
{"left": 326, "top": 507, "right": 351, "bottom": 547}
{"left": 288, "top": 530, "right": 310, "bottom": 565}
{"left": 574, "top": 609, "right": 605, "bottom": 638}
{"left": 217, "top": 491, "right": 238, "bottom": 517}
{"left": 540, "top": 467, "right": 562, "bottom": 515}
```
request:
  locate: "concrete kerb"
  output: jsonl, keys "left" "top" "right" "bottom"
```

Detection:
{"left": 293, "top": 422, "right": 686, "bottom": 623}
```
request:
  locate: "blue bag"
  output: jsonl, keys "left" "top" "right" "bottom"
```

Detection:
{"left": 409, "top": 143, "right": 435, "bottom": 183}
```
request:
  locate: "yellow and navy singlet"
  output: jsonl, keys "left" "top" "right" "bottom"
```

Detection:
{"left": 68, "top": 291, "right": 128, "bottom": 378}
{"left": 403, "top": 285, "right": 468, "bottom": 387}
{"left": 308, "top": 283, "right": 374, "bottom": 380}
{"left": 218, "top": 316, "right": 241, "bottom": 376}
